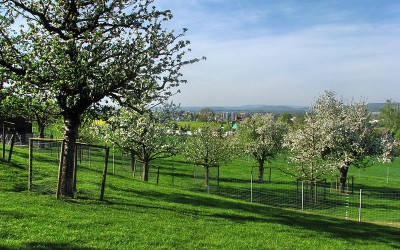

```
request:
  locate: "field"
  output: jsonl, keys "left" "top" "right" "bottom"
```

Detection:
{"left": 0, "top": 143, "right": 399, "bottom": 249}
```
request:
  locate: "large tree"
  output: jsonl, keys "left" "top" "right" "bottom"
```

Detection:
{"left": 283, "top": 115, "right": 336, "bottom": 182}
{"left": 234, "top": 113, "right": 287, "bottom": 182}
{"left": 284, "top": 91, "right": 380, "bottom": 192}
{"left": 0, "top": 0, "right": 198, "bottom": 197}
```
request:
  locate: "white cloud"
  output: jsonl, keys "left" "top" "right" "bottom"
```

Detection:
{"left": 158, "top": 0, "right": 400, "bottom": 106}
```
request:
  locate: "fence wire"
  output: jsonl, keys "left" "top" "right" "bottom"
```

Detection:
{"left": 29, "top": 140, "right": 108, "bottom": 199}
{"left": 57, "top": 147, "right": 400, "bottom": 226}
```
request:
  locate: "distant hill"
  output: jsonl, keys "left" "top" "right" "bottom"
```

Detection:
{"left": 367, "top": 103, "right": 386, "bottom": 113}
{"left": 181, "top": 103, "right": 387, "bottom": 114}
{"left": 181, "top": 105, "right": 309, "bottom": 114}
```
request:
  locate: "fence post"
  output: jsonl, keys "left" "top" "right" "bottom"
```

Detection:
{"left": 386, "top": 167, "right": 389, "bottom": 184}
{"left": 56, "top": 140, "right": 65, "bottom": 199}
{"left": 268, "top": 167, "right": 272, "bottom": 183}
{"left": 28, "top": 139, "right": 33, "bottom": 191}
{"left": 100, "top": 147, "right": 110, "bottom": 201}
{"left": 73, "top": 144, "right": 78, "bottom": 194}
{"left": 157, "top": 166, "right": 160, "bottom": 185}
{"left": 112, "top": 146, "right": 115, "bottom": 174}
{"left": 301, "top": 181, "right": 304, "bottom": 211}
{"left": 57, "top": 142, "right": 60, "bottom": 159}
{"left": 358, "top": 189, "right": 362, "bottom": 223}
{"left": 217, "top": 165, "right": 220, "bottom": 187}
{"left": 336, "top": 176, "right": 338, "bottom": 191}
{"left": 89, "top": 147, "right": 91, "bottom": 168}
{"left": 2, "top": 123, "right": 5, "bottom": 159}
{"left": 8, "top": 129, "right": 16, "bottom": 162}
{"left": 351, "top": 176, "right": 354, "bottom": 194}
{"left": 250, "top": 173, "right": 253, "bottom": 203}
{"left": 132, "top": 159, "right": 136, "bottom": 179}
{"left": 172, "top": 163, "right": 174, "bottom": 186}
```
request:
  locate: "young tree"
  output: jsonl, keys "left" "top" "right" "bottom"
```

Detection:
{"left": 234, "top": 113, "right": 287, "bottom": 182}
{"left": 183, "top": 125, "right": 230, "bottom": 188}
{"left": 379, "top": 100, "right": 400, "bottom": 138}
{"left": 100, "top": 107, "right": 180, "bottom": 181}
{"left": 0, "top": 0, "right": 198, "bottom": 197}
{"left": 277, "top": 113, "right": 293, "bottom": 126}
{"left": 196, "top": 108, "right": 215, "bottom": 122}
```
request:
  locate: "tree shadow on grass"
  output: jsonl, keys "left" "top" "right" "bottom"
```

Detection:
{"left": 117, "top": 186, "right": 400, "bottom": 248}
{"left": 25, "top": 242, "right": 97, "bottom": 250}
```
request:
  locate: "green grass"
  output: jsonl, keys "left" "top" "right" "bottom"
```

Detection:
{"left": 1, "top": 146, "right": 399, "bottom": 249}
{"left": 19, "top": 142, "right": 400, "bottom": 224}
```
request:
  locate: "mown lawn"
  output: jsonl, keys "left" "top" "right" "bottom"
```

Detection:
{"left": 0, "top": 146, "right": 399, "bottom": 249}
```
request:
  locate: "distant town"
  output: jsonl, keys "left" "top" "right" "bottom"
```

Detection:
{"left": 176, "top": 103, "right": 386, "bottom": 122}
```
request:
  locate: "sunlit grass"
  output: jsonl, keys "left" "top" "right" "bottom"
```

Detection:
{"left": 0, "top": 146, "right": 399, "bottom": 249}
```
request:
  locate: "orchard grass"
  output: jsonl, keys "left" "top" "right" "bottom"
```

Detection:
{"left": 0, "top": 146, "right": 399, "bottom": 249}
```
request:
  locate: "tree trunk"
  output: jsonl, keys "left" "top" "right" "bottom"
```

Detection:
{"left": 258, "top": 160, "right": 264, "bottom": 182}
{"left": 339, "top": 164, "right": 349, "bottom": 193}
{"left": 142, "top": 161, "right": 149, "bottom": 182}
{"left": 59, "top": 115, "right": 80, "bottom": 198}
{"left": 38, "top": 124, "right": 46, "bottom": 138}
{"left": 205, "top": 166, "right": 210, "bottom": 188}
{"left": 130, "top": 149, "right": 135, "bottom": 173}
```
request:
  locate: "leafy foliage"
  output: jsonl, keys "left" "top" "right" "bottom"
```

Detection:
{"left": 0, "top": 86, "right": 59, "bottom": 137}
{"left": 0, "top": 0, "right": 199, "bottom": 196}
{"left": 379, "top": 100, "right": 400, "bottom": 138}
{"left": 283, "top": 91, "right": 381, "bottom": 186}
{"left": 234, "top": 113, "right": 287, "bottom": 181}
{"left": 183, "top": 125, "right": 231, "bottom": 186}
{"left": 98, "top": 106, "right": 180, "bottom": 181}
{"left": 183, "top": 125, "right": 230, "bottom": 167}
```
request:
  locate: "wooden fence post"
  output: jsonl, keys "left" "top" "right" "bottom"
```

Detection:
{"left": 28, "top": 139, "right": 33, "bottom": 191}
{"left": 100, "top": 147, "right": 110, "bottom": 201}
{"left": 8, "top": 129, "right": 16, "bottom": 162}
{"left": 56, "top": 140, "right": 65, "bottom": 199}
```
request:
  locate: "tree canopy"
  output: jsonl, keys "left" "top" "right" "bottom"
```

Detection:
{"left": 284, "top": 91, "right": 380, "bottom": 192}
{"left": 234, "top": 113, "right": 287, "bottom": 182}
{"left": 183, "top": 125, "right": 231, "bottom": 187}
{"left": 100, "top": 106, "right": 180, "bottom": 181}
{"left": 0, "top": 0, "right": 199, "bottom": 197}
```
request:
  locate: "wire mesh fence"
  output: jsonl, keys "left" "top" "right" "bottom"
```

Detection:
{"left": 26, "top": 144, "right": 400, "bottom": 226}
{"left": 0, "top": 121, "right": 17, "bottom": 162}
{"left": 207, "top": 176, "right": 400, "bottom": 226}
{"left": 29, "top": 140, "right": 62, "bottom": 194}
{"left": 107, "top": 155, "right": 398, "bottom": 226}
{"left": 28, "top": 139, "right": 109, "bottom": 199}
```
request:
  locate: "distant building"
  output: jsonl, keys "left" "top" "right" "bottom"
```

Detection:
{"left": 0, "top": 116, "right": 32, "bottom": 144}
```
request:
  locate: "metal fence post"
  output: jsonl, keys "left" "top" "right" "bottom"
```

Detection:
{"left": 172, "top": 163, "right": 175, "bottom": 186}
{"left": 387, "top": 167, "right": 389, "bottom": 184}
{"left": 358, "top": 189, "right": 362, "bottom": 223}
{"left": 301, "top": 181, "right": 304, "bottom": 211}
{"left": 157, "top": 166, "right": 160, "bottom": 185}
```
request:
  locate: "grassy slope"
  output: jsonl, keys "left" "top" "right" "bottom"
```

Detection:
{"left": 0, "top": 147, "right": 399, "bottom": 249}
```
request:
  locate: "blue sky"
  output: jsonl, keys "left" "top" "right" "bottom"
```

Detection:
{"left": 156, "top": 0, "right": 400, "bottom": 107}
